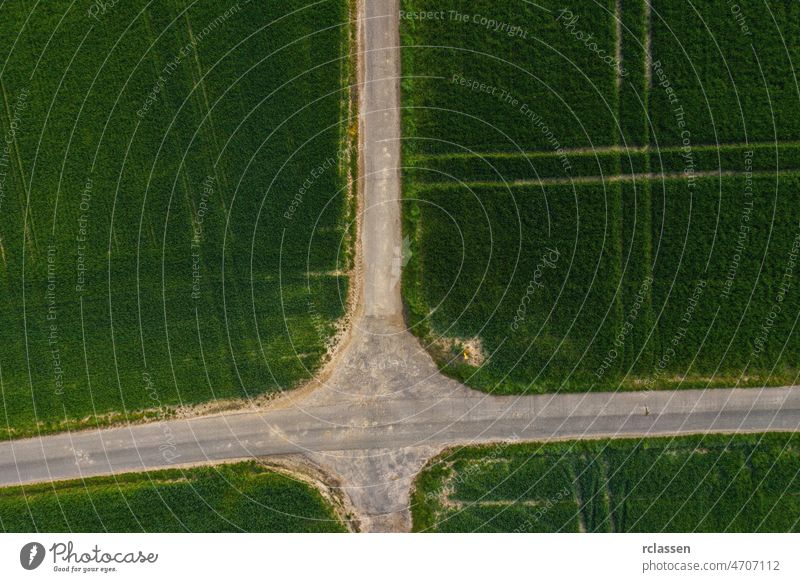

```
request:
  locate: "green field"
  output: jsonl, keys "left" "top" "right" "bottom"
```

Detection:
{"left": 411, "top": 434, "right": 800, "bottom": 532}
{"left": 0, "top": 0, "right": 356, "bottom": 437}
{"left": 648, "top": 1, "right": 800, "bottom": 146}
{"left": 0, "top": 462, "right": 347, "bottom": 532}
{"left": 401, "top": 0, "right": 800, "bottom": 393}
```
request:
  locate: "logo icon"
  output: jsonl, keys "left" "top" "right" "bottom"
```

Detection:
{"left": 20, "top": 542, "right": 46, "bottom": 570}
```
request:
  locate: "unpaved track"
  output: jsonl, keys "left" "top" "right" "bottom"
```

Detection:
{"left": 0, "top": 0, "right": 799, "bottom": 532}
{"left": 360, "top": 0, "right": 403, "bottom": 319}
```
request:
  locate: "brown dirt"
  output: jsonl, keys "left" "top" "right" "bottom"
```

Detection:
{"left": 258, "top": 455, "right": 361, "bottom": 532}
{"left": 432, "top": 335, "right": 487, "bottom": 367}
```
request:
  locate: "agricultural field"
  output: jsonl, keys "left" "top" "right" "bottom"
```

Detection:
{"left": 648, "top": 1, "right": 800, "bottom": 146}
{"left": 0, "top": 462, "right": 347, "bottom": 532}
{"left": 401, "top": 0, "right": 620, "bottom": 156}
{"left": 411, "top": 433, "right": 800, "bottom": 532}
{"left": 0, "top": 0, "right": 356, "bottom": 438}
{"left": 401, "top": 0, "right": 800, "bottom": 393}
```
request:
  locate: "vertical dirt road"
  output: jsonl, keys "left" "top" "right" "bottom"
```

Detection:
{"left": 361, "top": 0, "right": 403, "bottom": 320}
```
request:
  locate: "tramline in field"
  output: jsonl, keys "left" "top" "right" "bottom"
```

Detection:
{"left": 401, "top": 0, "right": 800, "bottom": 394}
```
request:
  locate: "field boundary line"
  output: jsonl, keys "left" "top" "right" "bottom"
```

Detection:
{"left": 182, "top": 10, "right": 233, "bottom": 204}
{"left": 571, "top": 462, "right": 589, "bottom": 533}
{"left": 600, "top": 456, "right": 617, "bottom": 532}
{"left": 414, "top": 169, "right": 800, "bottom": 189}
{"left": 615, "top": 0, "right": 623, "bottom": 95}
{"left": 644, "top": 0, "right": 652, "bottom": 112}
{"left": 411, "top": 140, "right": 800, "bottom": 161}
{"left": 0, "top": 79, "right": 40, "bottom": 256}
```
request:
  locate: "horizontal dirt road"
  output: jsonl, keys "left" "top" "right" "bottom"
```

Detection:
{"left": 2, "top": 385, "right": 799, "bottom": 486}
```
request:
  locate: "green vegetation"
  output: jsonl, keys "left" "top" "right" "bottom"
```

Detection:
{"left": 401, "top": 0, "right": 800, "bottom": 393}
{"left": 412, "top": 434, "right": 800, "bottom": 532}
{"left": 0, "top": 462, "right": 347, "bottom": 532}
{"left": 401, "top": 0, "right": 619, "bottom": 157}
{"left": 406, "top": 181, "right": 624, "bottom": 392}
{"left": 407, "top": 172, "right": 800, "bottom": 393}
{"left": 407, "top": 142, "right": 800, "bottom": 184}
{"left": 648, "top": 0, "right": 800, "bottom": 145}
{"left": 0, "top": 0, "right": 356, "bottom": 437}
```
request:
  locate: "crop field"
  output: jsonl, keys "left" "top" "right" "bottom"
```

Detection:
{"left": 411, "top": 433, "right": 800, "bottom": 532}
{"left": 0, "top": 462, "right": 347, "bottom": 532}
{"left": 648, "top": 1, "right": 800, "bottom": 146}
{"left": 401, "top": 0, "right": 620, "bottom": 156}
{"left": 401, "top": 0, "right": 800, "bottom": 393}
{"left": 405, "top": 181, "right": 624, "bottom": 392}
{"left": 0, "top": 0, "right": 355, "bottom": 437}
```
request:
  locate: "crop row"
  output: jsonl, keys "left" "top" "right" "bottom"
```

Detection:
{"left": 404, "top": 174, "right": 800, "bottom": 393}
{"left": 401, "top": 0, "right": 800, "bottom": 156}
{"left": 406, "top": 143, "right": 800, "bottom": 184}
{"left": 401, "top": 0, "right": 620, "bottom": 156}
{"left": 412, "top": 433, "right": 800, "bottom": 532}
{"left": 0, "top": 0, "right": 354, "bottom": 436}
{"left": 0, "top": 462, "right": 346, "bottom": 532}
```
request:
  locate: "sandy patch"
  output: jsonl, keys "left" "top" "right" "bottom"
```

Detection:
{"left": 432, "top": 335, "right": 487, "bottom": 367}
